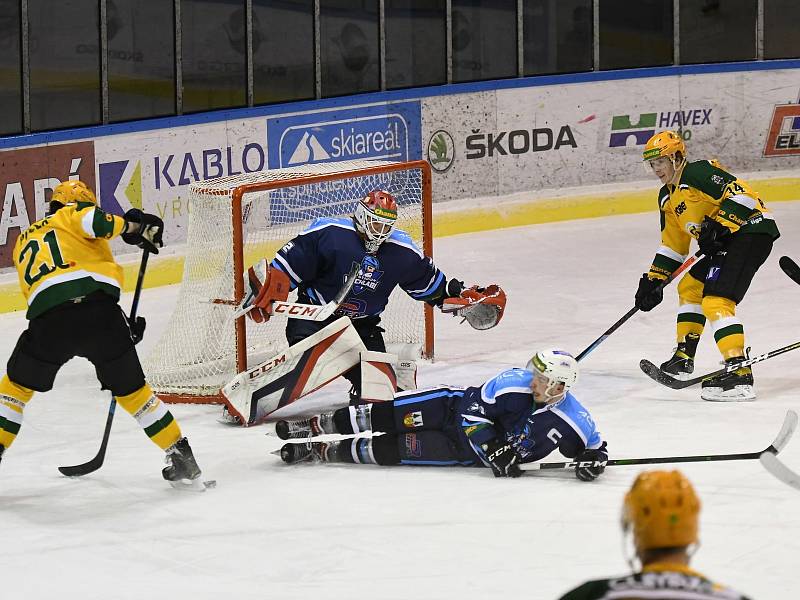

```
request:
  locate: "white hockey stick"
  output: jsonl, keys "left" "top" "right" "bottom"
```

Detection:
{"left": 228, "top": 263, "right": 360, "bottom": 321}
{"left": 759, "top": 409, "right": 800, "bottom": 491}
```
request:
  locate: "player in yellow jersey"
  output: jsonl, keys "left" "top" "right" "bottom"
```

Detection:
{"left": 0, "top": 180, "right": 205, "bottom": 489}
{"left": 557, "top": 470, "right": 752, "bottom": 599}
{"left": 633, "top": 131, "right": 779, "bottom": 401}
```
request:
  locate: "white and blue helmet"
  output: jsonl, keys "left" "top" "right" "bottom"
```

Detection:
{"left": 527, "top": 348, "right": 579, "bottom": 401}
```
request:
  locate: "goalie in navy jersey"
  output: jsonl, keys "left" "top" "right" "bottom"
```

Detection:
{"left": 242, "top": 189, "right": 507, "bottom": 403}
{"left": 274, "top": 348, "right": 609, "bottom": 481}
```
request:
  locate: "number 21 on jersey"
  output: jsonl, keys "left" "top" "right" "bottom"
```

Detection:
{"left": 18, "top": 230, "right": 68, "bottom": 286}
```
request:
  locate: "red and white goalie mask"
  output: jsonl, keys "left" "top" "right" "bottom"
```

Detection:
{"left": 354, "top": 190, "right": 398, "bottom": 253}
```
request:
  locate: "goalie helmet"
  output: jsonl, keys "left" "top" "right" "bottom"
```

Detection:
{"left": 354, "top": 190, "right": 398, "bottom": 253}
{"left": 526, "top": 348, "right": 578, "bottom": 402}
{"left": 622, "top": 470, "right": 700, "bottom": 553}
{"left": 50, "top": 180, "right": 97, "bottom": 212}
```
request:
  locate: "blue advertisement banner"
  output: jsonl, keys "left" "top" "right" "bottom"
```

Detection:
{"left": 266, "top": 101, "right": 422, "bottom": 169}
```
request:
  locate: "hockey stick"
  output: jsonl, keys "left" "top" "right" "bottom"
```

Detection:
{"left": 639, "top": 338, "right": 800, "bottom": 389}
{"left": 576, "top": 253, "right": 704, "bottom": 361}
{"left": 779, "top": 255, "right": 800, "bottom": 286}
{"left": 521, "top": 410, "right": 799, "bottom": 491}
{"left": 229, "top": 262, "right": 360, "bottom": 321}
{"left": 58, "top": 250, "right": 150, "bottom": 477}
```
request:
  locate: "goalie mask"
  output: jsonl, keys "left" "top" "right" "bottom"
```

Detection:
{"left": 354, "top": 190, "right": 398, "bottom": 253}
{"left": 526, "top": 348, "right": 578, "bottom": 403}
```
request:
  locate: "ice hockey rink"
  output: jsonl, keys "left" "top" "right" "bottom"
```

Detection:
{"left": 1, "top": 200, "right": 799, "bottom": 600}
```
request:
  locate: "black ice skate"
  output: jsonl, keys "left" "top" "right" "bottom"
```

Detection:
{"left": 660, "top": 333, "right": 700, "bottom": 379}
{"left": 701, "top": 358, "right": 755, "bottom": 402}
{"left": 279, "top": 441, "right": 340, "bottom": 465}
{"left": 163, "top": 437, "right": 207, "bottom": 491}
{"left": 275, "top": 412, "right": 335, "bottom": 440}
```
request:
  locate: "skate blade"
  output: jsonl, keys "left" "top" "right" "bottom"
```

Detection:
{"left": 701, "top": 386, "right": 756, "bottom": 402}
{"left": 168, "top": 478, "right": 217, "bottom": 492}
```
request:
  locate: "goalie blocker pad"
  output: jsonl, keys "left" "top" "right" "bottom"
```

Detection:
{"left": 222, "top": 317, "right": 365, "bottom": 426}
{"left": 243, "top": 259, "right": 291, "bottom": 323}
{"left": 441, "top": 284, "right": 507, "bottom": 330}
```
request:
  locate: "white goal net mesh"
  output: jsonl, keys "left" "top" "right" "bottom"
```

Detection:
{"left": 143, "top": 159, "right": 430, "bottom": 399}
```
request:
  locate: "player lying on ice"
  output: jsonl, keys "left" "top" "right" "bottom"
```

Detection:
{"left": 275, "top": 348, "right": 608, "bottom": 480}
{"left": 239, "top": 189, "right": 506, "bottom": 406}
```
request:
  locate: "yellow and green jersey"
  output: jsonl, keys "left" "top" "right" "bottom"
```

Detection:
{"left": 12, "top": 202, "right": 127, "bottom": 319}
{"left": 558, "top": 562, "right": 752, "bottom": 600}
{"left": 648, "top": 159, "right": 780, "bottom": 280}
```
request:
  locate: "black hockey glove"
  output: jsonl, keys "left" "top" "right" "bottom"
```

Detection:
{"left": 634, "top": 274, "right": 664, "bottom": 312}
{"left": 122, "top": 209, "right": 164, "bottom": 254}
{"left": 481, "top": 438, "right": 522, "bottom": 478}
{"left": 446, "top": 278, "right": 465, "bottom": 298}
{"left": 126, "top": 314, "right": 146, "bottom": 345}
{"left": 574, "top": 443, "right": 608, "bottom": 482}
{"left": 697, "top": 216, "right": 731, "bottom": 257}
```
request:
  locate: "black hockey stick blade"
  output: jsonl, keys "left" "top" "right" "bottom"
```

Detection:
{"left": 58, "top": 398, "right": 116, "bottom": 477}
{"left": 640, "top": 339, "right": 800, "bottom": 390}
{"left": 638, "top": 359, "right": 689, "bottom": 388}
{"left": 779, "top": 255, "right": 800, "bottom": 286}
{"left": 521, "top": 410, "right": 797, "bottom": 473}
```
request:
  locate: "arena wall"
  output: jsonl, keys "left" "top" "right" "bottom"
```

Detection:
{"left": 2, "top": 61, "right": 800, "bottom": 312}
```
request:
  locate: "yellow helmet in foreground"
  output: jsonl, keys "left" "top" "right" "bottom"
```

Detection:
{"left": 622, "top": 470, "right": 700, "bottom": 553}
{"left": 642, "top": 130, "right": 686, "bottom": 165}
{"left": 51, "top": 180, "right": 97, "bottom": 208}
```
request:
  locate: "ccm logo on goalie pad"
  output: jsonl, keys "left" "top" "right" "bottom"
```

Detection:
{"left": 248, "top": 354, "right": 288, "bottom": 381}
{"left": 272, "top": 302, "right": 325, "bottom": 317}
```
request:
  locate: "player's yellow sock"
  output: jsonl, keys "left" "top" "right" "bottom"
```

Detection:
{"left": 116, "top": 384, "right": 182, "bottom": 451}
{"left": 0, "top": 375, "right": 34, "bottom": 449}
{"left": 702, "top": 295, "right": 745, "bottom": 359}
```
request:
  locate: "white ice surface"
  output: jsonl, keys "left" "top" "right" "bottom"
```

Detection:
{"left": 2, "top": 204, "right": 800, "bottom": 600}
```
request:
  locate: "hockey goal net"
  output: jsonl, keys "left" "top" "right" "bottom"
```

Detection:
{"left": 143, "top": 159, "right": 433, "bottom": 404}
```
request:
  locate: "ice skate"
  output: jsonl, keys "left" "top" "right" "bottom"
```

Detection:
{"left": 701, "top": 358, "right": 755, "bottom": 402}
{"left": 659, "top": 333, "right": 700, "bottom": 380}
{"left": 275, "top": 412, "right": 335, "bottom": 440}
{"left": 163, "top": 438, "right": 208, "bottom": 491}
{"left": 278, "top": 441, "right": 340, "bottom": 464}
{"left": 218, "top": 405, "right": 242, "bottom": 426}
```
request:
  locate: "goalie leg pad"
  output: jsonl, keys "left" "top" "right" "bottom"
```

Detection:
{"left": 396, "top": 359, "right": 418, "bottom": 391}
{"left": 360, "top": 350, "right": 398, "bottom": 403}
{"left": 222, "top": 317, "right": 366, "bottom": 426}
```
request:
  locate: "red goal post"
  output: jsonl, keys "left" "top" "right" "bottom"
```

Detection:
{"left": 143, "top": 159, "right": 433, "bottom": 405}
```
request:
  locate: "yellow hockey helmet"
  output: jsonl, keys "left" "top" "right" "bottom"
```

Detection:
{"left": 642, "top": 130, "right": 686, "bottom": 163}
{"left": 51, "top": 180, "right": 97, "bottom": 207}
{"left": 622, "top": 470, "right": 700, "bottom": 553}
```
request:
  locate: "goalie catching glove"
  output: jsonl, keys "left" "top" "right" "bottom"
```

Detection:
{"left": 242, "top": 259, "right": 292, "bottom": 323}
{"left": 442, "top": 283, "right": 507, "bottom": 330}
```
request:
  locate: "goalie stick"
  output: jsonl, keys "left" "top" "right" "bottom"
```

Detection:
{"left": 521, "top": 410, "right": 800, "bottom": 491}
{"left": 575, "top": 253, "right": 703, "bottom": 361}
{"left": 58, "top": 250, "right": 150, "bottom": 477}
{"left": 639, "top": 339, "right": 800, "bottom": 389}
{"left": 229, "top": 262, "right": 360, "bottom": 321}
{"left": 779, "top": 255, "right": 800, "bottom": 286}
